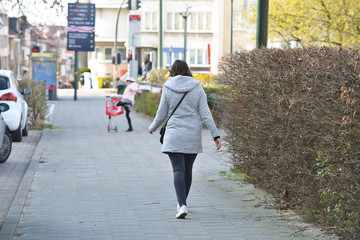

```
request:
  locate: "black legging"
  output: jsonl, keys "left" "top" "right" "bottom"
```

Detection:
{"left": 117, "top": 102, "right": 132, "bottom": 129}
{"left": 168, "top": 153, "right": 197, "bottom": 207}
{"left": 124, "top": 107, "right": 132, "bottom": 129}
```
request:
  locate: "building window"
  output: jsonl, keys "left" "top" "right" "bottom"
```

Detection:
{"left": 174, "top": 52, "right": 180, "bottom": 61}
{"left": 197, "top": 49, "right": 203, "bottom": 64}
{"left": 166, "top": 13, "right": 172, "bottom": 30}
{"left": 187, "top": 12, "right": 212, "bottom": 32}
{"left": 94, "top": 47, "right": 100, "bottom": 59}
{"left": 166, "top": 12, "right": 211, "bottom": 32}
{"left": 166, "top": 12, "right": 184, "bottom": 31}
{"left": 206, "top": 12, "right": 211, "bottom": 30}
{"left": 188, "top": 49, "right": 208, "bottom": 66}
{"left": 190, "top": 14, "right": 196, "bottom": 31}
{"left": 152, "top": 12, "right": 158, "bottom": 30}
{"left": 198, "top": 12, "right": 204, "bottom": 30}
{"left": 166, "top": 52, "right": 184, "bottom": 67}
{"left": 174, "top": 13, "right": 181, "bottom": 30}
{"left": 145, "top": 12, "right": 151, "bottom": 30}
{"left": 104, "top": 48, "right": 112, "bottom": 60}
{"left": 189, "top": 49, "right": 195, "bottom": 64}
{"left": 143, "top": 12, "right": 158, "bottom": 31}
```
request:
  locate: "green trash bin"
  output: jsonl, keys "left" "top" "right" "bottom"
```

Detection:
{"left": 117, "top": 83, "right": 125, "bottom": 94}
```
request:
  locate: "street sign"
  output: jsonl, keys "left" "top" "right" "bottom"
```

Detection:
{"left": 67, "top": 32, "right": 95, "bottom": 51}
{"left": 68, "top": 3, "right": 96, "bottom": 27}
{"left": 31, "top": 52, "right": 54, "bottom": 58}
{"left": 129, "top": 15, "right": 141, "bottom": 33}
{"left": 128, "top": 15, "right": 141, "bottom": 47}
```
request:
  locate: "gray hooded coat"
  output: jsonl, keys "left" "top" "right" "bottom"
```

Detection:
{"left": 149, "top": 75, "right": 219, "bottom": 154}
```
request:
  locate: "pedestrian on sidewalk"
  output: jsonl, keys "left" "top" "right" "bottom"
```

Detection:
{"left": 116, "top": 77, "right": 142, "bottom": 132}
{"left": 148, "top": 60, "right": 221, "bottom": 219}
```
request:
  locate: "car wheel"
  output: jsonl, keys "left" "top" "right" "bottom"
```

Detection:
{"left": 22, "top": 122, "right": 28, "bottom": 136}
{"left": 0, "top": 130, "right": 12, "bottom": 163}
{"left": 11, "top": 125, "right": 22, "bottom": 142}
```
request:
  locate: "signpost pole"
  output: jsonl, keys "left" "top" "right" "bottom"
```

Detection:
{"left": 74, "top": 0, "right": 79, "bottom": 101}
{"left": 74, "top": 51, "right": 78, "bottom": 101}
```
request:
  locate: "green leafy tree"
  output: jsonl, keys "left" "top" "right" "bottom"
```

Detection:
{"left": 248, "top": 0, "right": 360, "bottom": 46}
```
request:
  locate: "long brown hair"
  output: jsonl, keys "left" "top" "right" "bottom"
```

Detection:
{"left": 169, "top": 60, "right": 193, "bottom": 77}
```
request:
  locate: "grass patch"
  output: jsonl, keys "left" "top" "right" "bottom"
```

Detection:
{"left": 45, "top": 124, "right": 54, "bottom": 129}
{"left": 219, "top": 169, "right": 255, "bottom": 180}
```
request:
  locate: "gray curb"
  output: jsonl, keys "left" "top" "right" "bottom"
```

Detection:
{"left": 0, "top": 128, "right": 49, "bottom": 239}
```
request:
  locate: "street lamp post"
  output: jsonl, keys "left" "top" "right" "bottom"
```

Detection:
{"left": 180, "top": 6, "right": 191, "bottom": 61}
{"left": 113, "top": 0, "right": 126, "bottom": 89}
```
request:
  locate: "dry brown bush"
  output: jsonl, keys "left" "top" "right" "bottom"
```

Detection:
{"left": 216, "top": 47, "right": 360, "bottom": 239}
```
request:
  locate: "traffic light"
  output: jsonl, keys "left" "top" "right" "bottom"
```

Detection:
{"left": 112, "top": 56, "right": 116, "bottom": 64}
{"left": 116, "top": 52, "right": 121, "bottom": 65}
{"left": 32, "top": 46, "right": 40, "bottom": 53}
{"left": 127, "top": 54, "right": 132, "bottom": 62}
{"left": 127, "top": 0, "right": 131, "bottom": 10}
{"left": 135, "top": 0, "right": 141, "bottom": 9}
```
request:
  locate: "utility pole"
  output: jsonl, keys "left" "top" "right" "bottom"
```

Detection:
{"left": 114, "top": 0, "right": 126, "bottom": 89}
{"left": 256, "top": 0, "right": 269, "bottom": 48}
{"left": 230, "top": 0, "right": 233, "bottom": 54}
{"left": 180, "top": 6, "right": 191, "bottom": 61}
{"left": 158, "top": 0, "right": 163, "bottom": 68}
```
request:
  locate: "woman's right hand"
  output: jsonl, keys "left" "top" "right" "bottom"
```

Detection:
{"left": 215, "top": 138, "right": 221, "bottom": 150}
{"left": 148, "top": 128, "right": 153, "bottom": 134}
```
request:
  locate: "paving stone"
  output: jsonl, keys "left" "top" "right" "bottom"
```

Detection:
{"left": 0, "top": 89, "right": 337, "bottom": 240}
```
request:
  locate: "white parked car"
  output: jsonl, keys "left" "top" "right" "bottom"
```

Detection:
{"left": 0, "top": 70, "right": 31, "bottom": 142}
{"left": 0, "top": 103, "right": 12, "bottom": 163}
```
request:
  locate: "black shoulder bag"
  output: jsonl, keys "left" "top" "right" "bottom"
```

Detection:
{"left": 160, "top": 92, "right": 188, "bottom": 144}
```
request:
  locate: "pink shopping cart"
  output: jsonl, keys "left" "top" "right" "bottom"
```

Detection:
{"left": 105, "top": 96, "right": 124, "bottom": 132}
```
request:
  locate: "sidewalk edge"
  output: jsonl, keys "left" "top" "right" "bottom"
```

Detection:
{"left": 0, "top": 128, "right": 50, "bottom": 239}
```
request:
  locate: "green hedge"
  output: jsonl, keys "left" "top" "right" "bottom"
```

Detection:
{"left": 134, "top": 86, "right": 222, "bottom": 123}
{"left": 134, "top": 91, "right": 161, "bottom": 118}
{"left": 18, "top": 79, "right": 47, "bottom": 128}
{"left": 216, "top": 46, "right": 360, "bottom": 239}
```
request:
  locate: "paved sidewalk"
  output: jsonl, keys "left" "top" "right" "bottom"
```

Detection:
{"left": 0, "top": 89, "right": 335, "bottom": 240}
{"left": 0, "top": 131, "right": 42, "bottom": 226}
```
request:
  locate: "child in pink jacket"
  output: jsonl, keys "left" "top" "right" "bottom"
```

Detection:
{"left": 116, "top": 78, "right": 142, "bottom": 132}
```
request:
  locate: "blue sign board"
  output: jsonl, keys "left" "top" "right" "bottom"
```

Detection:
{"left": 163, "top": 47, "right": 185, "bottom": 53}
{"left": 68, "top": 3, "right": 95, "bottom": 27}
{"left": 67, "top": 31, "right": 95, "bottom": 51}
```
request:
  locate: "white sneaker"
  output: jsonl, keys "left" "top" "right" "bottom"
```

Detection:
{"left": 176, "top": 205, "right": 188, "bottom": 219}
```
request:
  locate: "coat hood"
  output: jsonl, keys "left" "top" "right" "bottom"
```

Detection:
{"left": 163, "top": 75, "right": 200, "bottom": 93}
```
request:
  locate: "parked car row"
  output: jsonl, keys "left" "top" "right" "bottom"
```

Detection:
{"left": 0, "top": 70, "right": 32, "bottom": 163}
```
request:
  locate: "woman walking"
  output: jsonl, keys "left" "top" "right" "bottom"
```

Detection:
{"left": 148, "top": 60, "right": 221, "bottom": 219}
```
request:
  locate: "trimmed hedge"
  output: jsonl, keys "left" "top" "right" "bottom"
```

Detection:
{"left": 18, "top": 79, "right": 48, "bottom": 128}
{"left": 216, "top": 47, "right": 360, "bottom": 239}
{"left": 134, "top": 91, "right": 161, "bottom": 118}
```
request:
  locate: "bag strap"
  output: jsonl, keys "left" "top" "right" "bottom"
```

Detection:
{"left": 164, "top": 91, "right": 188, "bottom": 126}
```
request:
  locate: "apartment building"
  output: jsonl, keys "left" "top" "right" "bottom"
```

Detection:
{"left": 87, "top": 0, "right": 256, "bottom": 81}
{"left": 0, "top": 12, "right": 9, "bottom": 70}
{"left": 8, "top": 17, "right": 31, "bottom": 79}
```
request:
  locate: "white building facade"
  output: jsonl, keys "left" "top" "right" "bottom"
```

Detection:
{"left": 87, "top": 0, "right": 256, "bottom": 81}
{"left": 0, "top": 11, "right": 9, "bottom": 70}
